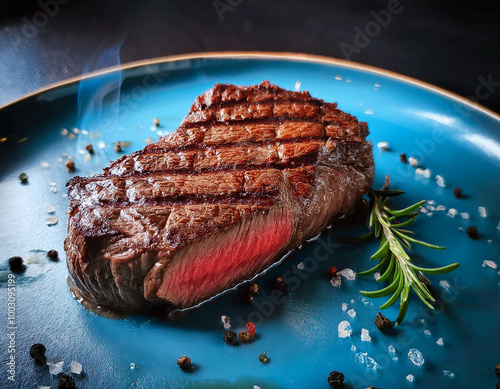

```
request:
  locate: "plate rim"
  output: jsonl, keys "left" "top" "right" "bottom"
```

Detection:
{"left": 1, "top": 51, "right": 499, "bottom": 122}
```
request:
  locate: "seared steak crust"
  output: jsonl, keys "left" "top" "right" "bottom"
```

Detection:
{"left": 65, "top": 81, "right": 374, "bottom": 311}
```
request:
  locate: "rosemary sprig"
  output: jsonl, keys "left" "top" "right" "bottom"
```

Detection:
{"left": 350, "top": 187, "right": 460, "bottom": 325}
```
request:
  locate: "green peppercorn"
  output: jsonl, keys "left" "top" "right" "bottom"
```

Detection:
{"left": 238, "top": 330, "right": 252, "bottom": 343}
{"left": 222, "top": 330, "right": 238, "bottom": 346}
{"left": 177, "top": 355, "right": 191, "bottom": 370}
{"left": 328, "top": 370, "right": 345, "bottom": 387}
{"left": 29, "top": 343, "right": 46, "bottom": 364}
{"left": 47, "top": 250, "right": 59, "bottom": 261}
{"left": 8, "top": 256, "right": 24, "bottom": 273}
{"left": 58, "top": 374, "right": 76, "bottom": 389}
{"left": 19, "top": 173, "right": 28, "bottom": 184}
{"left": 374, "top": 312, "right": 393, "bottom": 333}
{"left": 258, "top": 352, "right": 269, "bottom": 364}
{"left": 495, "top": 363, "right": 500, "bottom": 375}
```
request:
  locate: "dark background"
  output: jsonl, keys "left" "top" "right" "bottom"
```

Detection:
{"left": 0, "top": 0, "right": 499, "bottom": 112}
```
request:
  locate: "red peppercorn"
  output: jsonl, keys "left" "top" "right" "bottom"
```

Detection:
{"left": 328, "top": 266, "right": 338, "bottom": 276}
{"left": 246, "top": 322, "right": 256, "bottom": 338}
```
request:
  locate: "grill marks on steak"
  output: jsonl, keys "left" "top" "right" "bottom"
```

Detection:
{"left": 65, "top": 81, "right": 374, "bottom": 311}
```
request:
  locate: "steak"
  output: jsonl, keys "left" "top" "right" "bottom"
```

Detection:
{"left": 64, "top": 81, "right": 374, "bottom": 312}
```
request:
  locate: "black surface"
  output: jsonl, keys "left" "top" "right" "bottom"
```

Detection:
{"left": 0, "top": 0, "right": 499, "bottom": 112}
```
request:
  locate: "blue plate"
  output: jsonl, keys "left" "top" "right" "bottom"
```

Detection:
{"left": 1, "top": 53, "right": 499, "bottom": 389}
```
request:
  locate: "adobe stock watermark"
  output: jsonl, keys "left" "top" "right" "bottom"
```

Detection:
{"left": 6, "top": 274, "right": 17, "bottom": 383}
{"left": 348, "top": 277, "right": 466, "bottom": 387}
{"left": 232, "top": 233, "right": 340, "bottom": 328}
{"left": 339, "top": 0, "right": 407, "bottom": 60}
{"left": 212, "top": 0, "right": 243, "bottom": 21}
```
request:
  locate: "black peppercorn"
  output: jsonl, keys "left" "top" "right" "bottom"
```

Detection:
{"left": 47, "top": 250, "right": 59, "bottom": 261}
{"left": 399, "top": 153, "right": 408, "bottom": 164}
{"left": 85, "top": 144, "right": 94, "bottom": 155}
{"left": 248, "top": 283, "right": 260, "bottom": 295}
{"left": 272, "top": 276, "right": 288, "bottom": 293}
{"left": 177, "top": 355, "right": 191, "bottom": 370}
{"left": 466, "top": 226, "right": 478, "bottom": 240}
{"left": 30, "top": 343, "right": 47, "bottom": 364}
{"left": 453, "top": 187, "right": 463, "bottom": 198}
{"left": 242, "top": 293, "right": 254, "bottom": 304}
{"left": 222, "top": 330, "right": 238, "bottom": 346}
{"left": 495, "top": 363, "right": 500, "bottom": 375}
{"left": 496, "top": 382, "right": 500, "bottom": 389}
{"left": 238, "top": 330, "right": 252, "bottom": 343}
{"left": 374, "top": 312, "right": 394, "bottom": 333}
{"left": 328, "top": 370, "right": 345, "bottom": 387}
{"left": 58, "top": 374, "right": 76, "bottom": 389}
{"left": 66, "top": 160, "right": 75, "bottom": 172}
{"left": 8, "top": 256, "right": 24, "bottom": 273}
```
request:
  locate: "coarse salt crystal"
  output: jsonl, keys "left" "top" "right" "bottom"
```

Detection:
{"left": 297, "top": 262, "right": 305, "bottom": 270}
{"left": 338, "top": 320, "right": 352, "bottom": 338}
{"left": 388, "top": 345, "right": 397, "bottom": 360}
{"left": 253, "top": 386, "right": 262, "bottom": 389}
{"left": 447, "top": 208, "right": 458, "bottom": 218}
{"left": 426, "top": 205, "right": 435, "bottom": 211}
{"left": 68, "top": 133, "right": 76, "bottom": 139}
{"left": 81, "top": 130, "right": 88, "bottom": 135}
{"left": 436, "top": 338, "right": 444, "bottom": 346}
{"left": 377, "top": 141, "right": 389, "bottom": 150}
{"left": 428, "top": 200, "right": 435, "bottom": 205}
{"left": 130, "top": 363, "right": 136, "bottom": 370}
{"left": 406, "top": 374, "right": 414, "bottom": 383}
{"left": 460, "top": 212, "right": 469, "bottom": 219}
{"left": 420, "top": 207, "right": 428, "bottom": 214}
{"left": 426, "top": 212, "right": 433, "bottom": 217}
{"left": 50, "top": 187, "right": 57, "bottom": 193}
{"left": 424, "top": 329, "right": 431, "bottom": 336}
{"left": 84, "top": 154, "right": 92, "bottom": 162}
{"left": 150, "top": 126, "right": 157, "bottom": 131}
{"left": 443, "top": 370, "right": 455, "bottom": 378}
{"left": 338, "top": 268, "right": 355, "bottom": 281}
{"left": 98, "top": 141, "right": 106, "bottom": 149}
{"left": 41, "top": 162, "right": 50, "bottom": 168}
{"left": 221, "top": 315, "right": 231, "bottom": 329}
{"left": 61, "top": 128, "right": 69, "bottom": 136}
{"left": 374, "top": 272, "right": 381, "bottom": 280}
{"left": 361, "top": 328, "right": 371, "bottom": 342}
{"left": 330, "top": 275, "right": 342, "bottom": 287}
{"left": 49, "top": 182, "right": 57, "bottom": 186}
{"left": 347, "top": 308, "right": 357, "bottom": 318}
{"left": 38, "top": 386, "right": 51, "bottom": 389}
{"left": 435, "top": 175, "right": 445, "bottom": 187}
{"left": 482, "top": 260, "right": 498, "bottom": 269}
{"left": 46, "top": 216, "right": 58, "bottom": 226}
{"left": 78, "top": 149, "right": 86, "bottom": 155}
{"left": 439, "top": 280, "right": 450, "bottom": 289}
{"left": 351, "top": 345, "right": 357, "bottom": 352}
{"left": 294, "top": 81, "right": 301, "bottom": 91}
{"left": 47, "top": 358, "right": 64, "bottom": 375}
{"left": 408, "top": 348, "right": 425, "bottom": 366}
{"left": 71, "top": 360, "right": 82, "bottom": 375}
{"left": 436, "top": 205, "right": 446, "bottom": 211}
{"left": 415, "top": 168, "right": 431, "bottom": 178}
{"left": 73, "top": 128, "right": 80, "bottom": 134}
{"left": 46, "top": 206, "right": 56, "bottom": 214}
{"left": 341, "top": 303, "right": 348, "bottom": 311}
{"left": 408, "top": 157, "right": 419, "bottom": 167}
{"left": 478, "top": 206, "right": 487, "bottom": 218}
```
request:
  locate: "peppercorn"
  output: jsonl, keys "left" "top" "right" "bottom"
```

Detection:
{"left": 466, "top": 225, "right": 478, "bottom": 240}
{"left": 114, "top": 143, "right": 122, "bottom": 152}
{"left": 177, "top": 355, "right": 192, "bottom": 370}
{"left": 222, "top": 330, "right": 238, "bottom": 346}
{"left": 248, "top": 283, "right": 260, "bottom": 295}
{"left": 328, "top": 266, "right": 338, "bottom": 276}
{"left": 399, "top": 153, "right": 408, "bottom": 164}
{"left": 58, "top": 374, "right": 76, "bottom": 389}
{"left": 246, "top": 322, "right": 256, "bottom": 338}
{"left": 66, "top": 160, "right": 75, "bottom": 172}
{"left": 272, "top": 276, "right": 288, "bottom": 293}
{"left": 327, "top": 370, "right": 345, "bottom": 387}
{"left": 238, "top": 330, "right": 253, "bottom": 343}
{"left": 258, "top": 351, "right": 269, "bottom": 364}
{"left": 19, "top": 173, "right": 28, "bottom": 184}
{"left": 8, "top": 256, "right": 24, "bottom": 272}
{"left": 495, "top": 363, "right": 500, "bottom": 375}
{"left": 242, "top": 293, "right": 254, "bottom": 304}
{"left": 29, "top": 343, "right": 47, "bottom": 364}
{"left": 374, "top": 312, "right": 393, "bottom": 333}
{"left": 153, "top": 117, "right": 160, "bottom": 127}
{"left": 85, "top": 144, "right": 94, "bottom": 155}
{"left": 453, "top": 187, "right": 463, "bottom": 198}
{"left": 47, "top": 249, "right": 59, "bottom": 261}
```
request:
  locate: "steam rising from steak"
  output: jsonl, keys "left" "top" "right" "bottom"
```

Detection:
{"left": 64, "top": 81, "right": 374, "bottom": 311}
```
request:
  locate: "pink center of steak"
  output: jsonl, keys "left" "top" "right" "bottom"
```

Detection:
{"left": 156, "top": 208, "right": 294, "bottom": 307}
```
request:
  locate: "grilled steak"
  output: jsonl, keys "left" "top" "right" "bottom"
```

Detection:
{"left": 64, "top": 81, "right": 374, "bottom": 312}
